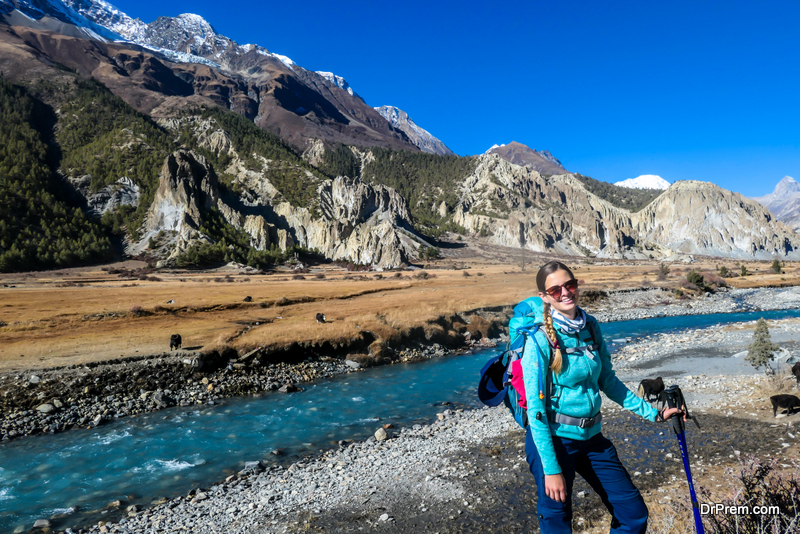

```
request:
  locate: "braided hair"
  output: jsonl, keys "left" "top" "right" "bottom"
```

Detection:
{"left": 536, "top": 261, "right": 576, "bottom": 375}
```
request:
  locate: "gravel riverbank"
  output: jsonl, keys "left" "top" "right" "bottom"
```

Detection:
{"left": 9, "top": 285, "right": 800, "bottom": 533}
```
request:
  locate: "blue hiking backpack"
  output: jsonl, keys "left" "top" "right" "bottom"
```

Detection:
{"left": 478, "top": 297, "right": 550, "bottom": 428}
{"left": 477, "top": 297, "right": 600, "bottom": 428}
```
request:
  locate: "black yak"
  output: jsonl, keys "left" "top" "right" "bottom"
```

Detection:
{"left": 637, "top": 377, "right": 665, "bottom": 402}
{"left": 770, "top": 394, "right": 800, "bottom": 417}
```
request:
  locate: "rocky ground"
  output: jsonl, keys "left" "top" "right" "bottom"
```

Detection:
{"left": 9, "top": 286, "right": 800, "bottom": 533}
{"left": 590, "top": 285, "right": 800, "bottom": 322}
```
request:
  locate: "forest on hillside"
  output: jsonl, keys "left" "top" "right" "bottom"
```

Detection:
{"left": 572, "top": 173, "right": 662, "bottom": 212}
{"left": 0, "top": 79, "right": 114, "bottom": 272}
{"left": 0, "top": 77, "right": 328, "bottom": 272}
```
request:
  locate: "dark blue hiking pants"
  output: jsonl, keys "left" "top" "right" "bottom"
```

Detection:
{"left": 525, "top": 428, "right": 648, "bottom": 534}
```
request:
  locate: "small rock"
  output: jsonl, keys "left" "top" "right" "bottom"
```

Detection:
{"left": 278, "top": 384, "right": 299, "bottom": 393}
{"left": 33, "top": 519, "right": 50, "bottom": 528}
{"left": 375, "top": 428, "right": 388, "bottom": 441}
{"left": 243, "top": 296, "right": 252, "bottom": 302}
{"left": 379, "top": 513, "right": 390, "bottom": 521}
{"left": 382, "top": 424, "right": 394, "bottom": 429}
{"left": 345, "top": 360, "right": 361, "bottom": 369}
{"left": 29, "top": 375, "right": 41, "bottom": 384}
{"left": 36, "top": 404, "right": 55, "bottom": 414}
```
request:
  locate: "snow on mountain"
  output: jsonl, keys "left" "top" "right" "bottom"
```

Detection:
{"left": 752, "top": 176, "right": 800, "bottom": 232}
{"left": 485, "top": 143, "right": 504, "bottom": 153}
{"left": 0, "top": 0, "right": 122, "bottom": 41}
{"left": 316, "top": 71, "right": 357, "bottom": 97}
{"left": 62, "top": 0, "right": 146, "bottom": 42}
{"left": 614, "top": 175, "right": 670, "bottom": 190}
{"left": 375, "top": 105, "right": 453, "bottom": 156}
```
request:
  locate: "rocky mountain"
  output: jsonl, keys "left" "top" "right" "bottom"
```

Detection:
{"left": 614, "top": 174, "right": 670, "bottom": 190}
{"left": 1, "top": 0, "right": 798, "bottom": 273}
{"left": 128, "top": 146, "right": 417, "bottom": 269}
{"left": 0, "top": 0, "right": 421, "bottom": 152}
{"left": 752, "top": 176, "right": 800, "bottom": 232}
{"left": 450, "top": 155, "right": 800, "bottom": 260}
{"left": 374, "top": 105, "right": 453, "bottom": 156}
{"left": 485, "top": 142, "right": 567, "bottom": 175}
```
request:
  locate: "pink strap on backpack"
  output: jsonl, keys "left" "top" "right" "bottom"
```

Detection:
{"left": 510, "top": 358, "right": 527, "bottom": 410}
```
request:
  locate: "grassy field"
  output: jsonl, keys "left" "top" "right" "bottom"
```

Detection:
{"left": 1, "top": 253, "right": 798, "bottom": 373}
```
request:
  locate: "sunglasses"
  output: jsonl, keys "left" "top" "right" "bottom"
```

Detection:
{"left": 544, "top": 279, "right": 579, "bottom": 301}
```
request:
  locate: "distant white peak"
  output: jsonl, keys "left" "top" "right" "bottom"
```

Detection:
{"left": 772, "top": 175, "right": 800, "bottom": 196}
{"left": 614, "top": 174, "right": 671, "bottom": 190}
{"left": 485, "top": 143, "right": 506, "bottom": 153}
{"left": 316, "top": 71, "right": 355, "bottom": 96}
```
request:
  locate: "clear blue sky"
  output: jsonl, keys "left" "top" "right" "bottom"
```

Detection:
{"left": 110, "top": 0, "right": 800, "bottom": 196}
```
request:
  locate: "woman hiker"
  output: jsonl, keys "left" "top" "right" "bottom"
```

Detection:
{"left": 523, "top": 260, "right": 684, "bottom": 533}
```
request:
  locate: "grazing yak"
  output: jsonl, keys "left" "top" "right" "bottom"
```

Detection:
{"left": 792, "top": 362, "right": 800, "bottom": 385}
{"left": 315, "top": 313, "right": 326, "bottom": 324}
{"left": 170, "top": 334, "right": 182, "bottom": 351}
{"left": 637, "top": 377, "right": 665, "bottom": 402}
{"left": 771, "top": 394, "right": 800, "bottom": 417}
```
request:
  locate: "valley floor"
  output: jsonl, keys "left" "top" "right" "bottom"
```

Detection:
{"left": 3, "top": 256, "right": 800, "bottom": 533}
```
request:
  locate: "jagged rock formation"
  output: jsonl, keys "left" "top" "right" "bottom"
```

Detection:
{"left": 374, "top": 105, "right": 453, "bottom": 156}
{"left": 452, "top": 156, "right": 800, "bottom": 260}
{"left": 134, "top": 142, "right": 418, "bottom": 268}
{"left": 752, "top": 176, "right": 800, "bottom": 232}
{"left": 634, "top": 180, "right": 800, "bottom": 259}
{"left": 485, "top": 142, "right": 567, "bottom": 175}
{"left": 452, "top": 155, "right": 641, "bottom": 257}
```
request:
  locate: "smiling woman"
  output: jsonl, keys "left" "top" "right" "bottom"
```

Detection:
{"left": 515, "top": 260, "right": 684, "bottom": 533}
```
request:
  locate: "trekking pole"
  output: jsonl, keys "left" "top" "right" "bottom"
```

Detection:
{"left": 662, "top": 385, "right": 705, "bottom": 534}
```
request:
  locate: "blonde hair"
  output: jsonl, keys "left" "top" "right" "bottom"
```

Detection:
{"left": 542, "top": 301, "right": 563, "bottom": 374}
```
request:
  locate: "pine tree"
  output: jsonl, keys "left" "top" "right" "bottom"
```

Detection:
{"left": 746, "top": 318, "right": 779, "bottom": 374}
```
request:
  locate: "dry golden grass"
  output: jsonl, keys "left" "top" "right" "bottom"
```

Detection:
{"left": 0, "top": 257, "right": 797, "bottom": 373}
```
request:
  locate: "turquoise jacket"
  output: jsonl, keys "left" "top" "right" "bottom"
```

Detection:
{"left": 520, "top": 299, "right": 658, "bottom": 475}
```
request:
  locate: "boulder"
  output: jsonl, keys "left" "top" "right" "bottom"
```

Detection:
{"left": 36, "top": 404, "right": 55, "bottom": 414}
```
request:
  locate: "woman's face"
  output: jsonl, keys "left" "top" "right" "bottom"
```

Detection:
{"left": 539, "top": 269, "right": 579, "bottom": 318}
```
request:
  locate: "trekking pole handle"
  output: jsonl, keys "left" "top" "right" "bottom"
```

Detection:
{"left": 662, "top": 385, "right": 685, "bottom": 434}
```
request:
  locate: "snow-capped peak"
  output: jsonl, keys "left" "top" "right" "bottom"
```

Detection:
{"left": 485, "top": 143, "right": 505, "bottom": 153}
{"left": 614, "top": 174, "right": 671, "bottom": 190}
{"left": 316, "top": 71, "right": 356, "bottom": 97}
{"left": 374, "top": 105, "right": 453, "bottom": 156}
